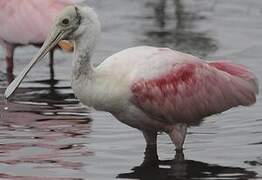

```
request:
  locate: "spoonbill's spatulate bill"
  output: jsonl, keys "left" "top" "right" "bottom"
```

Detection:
{"left": 5, "top": 6, "right": 258, "bottom": 155}
{"left": 0, "top": 0, "right": 81, "bottom": 78}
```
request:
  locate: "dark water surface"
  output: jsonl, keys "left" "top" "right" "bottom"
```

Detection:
{"left": 0, "top": 0, "right": 262, "bottom": 179}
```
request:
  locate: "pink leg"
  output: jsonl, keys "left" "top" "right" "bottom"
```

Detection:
{"left": 168, "top": 123, "right": 187, "bottom": 151}
{"left": 4, "top": 44, "right": 14, "bottom": 83}
{"left": 5, "top": 44, "right": 14, "bottom": 74}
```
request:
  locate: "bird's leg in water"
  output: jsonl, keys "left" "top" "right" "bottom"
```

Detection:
{"left": 142, "top": 131, "right": 158, "bottom": 163}
{"left": 49, "top": 50, "right": 55, "bottom": 81}
{"left": 170, "top": 150, "right": 187, "bottom": 177}
{"left": 49, "top": 48, "right": 54, "bottom": 66}
{"left": 174, "top": 148, "right": 185, "bottom": 161}
{"left": 5, "top": 44, "right": 14, "bottom": 83}
{"left": 168, "top": 123, "right": 187, "bottom": 151}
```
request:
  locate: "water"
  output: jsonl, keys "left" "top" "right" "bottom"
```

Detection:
{"left": 0, "top": 0, "right": 262, "bottom": 179}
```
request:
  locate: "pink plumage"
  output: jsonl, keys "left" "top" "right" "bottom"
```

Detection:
{"left": 131, "top": 50, "right": 258, "bottom": 125}
{"left": 0, "top": 0, "right": 80, "bottom": 44}
{"left": 3, "top": 4, "right": 258, "bottom": 153}
{"left": 71, "top": 45, "right": 258, "bottom": 151}
{"left": 0, "top": 0, "right": 81, "bottom": 80}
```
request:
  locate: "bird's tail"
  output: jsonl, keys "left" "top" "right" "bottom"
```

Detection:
{"left": 208, "top": 61, "right": 258, "bottom": 106}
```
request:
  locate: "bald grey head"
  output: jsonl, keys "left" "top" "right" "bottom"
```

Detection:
{"left": 4, "top": 5, "right": 101, "bottom": 99}
{"left": 54, "top": 6, "right": 101, "bottom": 41}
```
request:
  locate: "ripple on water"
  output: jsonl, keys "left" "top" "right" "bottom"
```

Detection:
{"left": 0, "top": 82, "right": 94, "bottom": 179}
{"left": 1, "top": 0, "right": 262, "bottom": 179}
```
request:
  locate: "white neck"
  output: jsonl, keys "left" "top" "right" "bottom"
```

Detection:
{"left": 72, "top": 7, "right": 101, "bottom": 80}
{"left": 73, "top": 37, "right": 94, "bottom": 79}
{"left": 73, "top": 31, "right": 100, "bottom": 80}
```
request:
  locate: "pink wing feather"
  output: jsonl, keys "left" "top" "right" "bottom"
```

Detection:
{"left": 131, "top": 60, "right": 258, "bottom": 124}
{"left": 0, "top": 0, "right": 82, "bottom": 44}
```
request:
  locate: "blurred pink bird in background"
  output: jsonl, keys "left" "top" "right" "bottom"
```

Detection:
{"left": 0, "top": 0, "right": 81, "bottom": 82}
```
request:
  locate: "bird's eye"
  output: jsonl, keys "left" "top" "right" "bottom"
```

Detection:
{"left": 62, "top": 18, "right": 70, "bottom": 25}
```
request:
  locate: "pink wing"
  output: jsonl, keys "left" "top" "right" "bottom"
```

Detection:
{"left": 0, "top": 0, "right": 81, "bottom": 44}
{"left": 131, "top": 60, "right": 258, "bottom": 124}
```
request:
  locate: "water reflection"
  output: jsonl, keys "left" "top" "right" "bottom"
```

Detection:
{"left": 144, "top": 0, "right": 217, "bottom": 57}
{"left": 13, "top": 83, "right": 75, "bottom": 105}
{"left": 1, "top": 48, "right": 57, "bottom": 84}
{"left": 118, "top": 150, "right": 257, "bottom": 180}
{"left": 6, "top": 70, "right": 14, "bottom": 84}
{"left": 0, "top": 86, "right": 92, "bottom": 179}
{"left": 245, "top": 157, "right": 262, "bottom": 166}
{"left": 0, "top": 1, "right": 262, "bottom": 179}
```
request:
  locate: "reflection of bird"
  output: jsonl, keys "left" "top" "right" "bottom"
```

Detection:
{"left": 147, "top": 0, "right": 217, "bottom": 57}
{"left": 117, "top": 150, "right": 257, "bottom": 180}
{"left": 5, "top": 6, "right": 259, "bottom": 156}
{"left": 0, "top": 0, "right": 80, "bottom": 82}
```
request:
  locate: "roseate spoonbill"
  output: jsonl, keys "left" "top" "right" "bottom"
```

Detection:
{"left": 0, "top": 0, "right": 79, "bottom": 81}
{"left": 5, "top": 6, "right": 258, "bottom": 155}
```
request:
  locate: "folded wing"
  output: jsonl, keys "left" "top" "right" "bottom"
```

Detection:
{"left": 131, "top": 61, "right": 258, "bottom": 124}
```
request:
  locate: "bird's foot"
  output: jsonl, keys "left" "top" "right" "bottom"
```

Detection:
{"left": 143, "top": 144, "right": 159, "bottom": 164}
{"left": 175, "top": 149, "right": 185, "bottom": 162}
